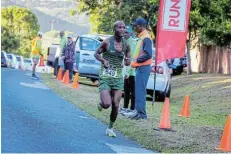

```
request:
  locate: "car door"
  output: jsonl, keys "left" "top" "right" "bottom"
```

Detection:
{"left": 78, "top": 37, "right": 101, "bottom": 75}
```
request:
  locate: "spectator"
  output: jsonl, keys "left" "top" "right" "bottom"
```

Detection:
{"left": 62, "top": 34, "right": 75, "bottom": 82}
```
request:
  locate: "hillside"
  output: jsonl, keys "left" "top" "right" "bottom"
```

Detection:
{"left": 1, "top": 0, "right": 90, "bottom": 36}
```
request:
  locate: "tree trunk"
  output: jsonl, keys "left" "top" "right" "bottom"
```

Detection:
{"left": 186, "top": 40, "right": 192, "bottom": 75}
{"left": 217, "top": 47, "right": 223, "bottom": 73}
{"left": 227, "top": 47, "right": 231, "bottom": 74}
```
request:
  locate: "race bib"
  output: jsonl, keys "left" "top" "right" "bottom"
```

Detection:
{"left": 102, "top": 65, "right": 117, "bottom": 78}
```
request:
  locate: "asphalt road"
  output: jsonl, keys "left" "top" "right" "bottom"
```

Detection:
{"left": 1, "top": 68, "right": 154, "bottom": 153}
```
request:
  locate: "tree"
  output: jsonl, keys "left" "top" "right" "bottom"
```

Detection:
{"left": 75, "top": 0, "right": 231, "bottom": 75}
{"left": 1, "top": 6, "right": 40, "bottom": 57}
{"left": 200, "top": 0, "right": 231, "bottom": 47}
{"left": 76, "top": 0, "right": 158, "bottom": 35}
{"left": 186, "top": 0, "right": 205, "bottom": 75}
{"left": 186, "top": 0, "right": 231, "bottom": 74}
{"left": 1, "top": 26, "right": 20, "bottom": 53}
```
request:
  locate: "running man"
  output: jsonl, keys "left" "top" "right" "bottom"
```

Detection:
{"left": 94, "top": 21, "right": 131, "bottom": 137}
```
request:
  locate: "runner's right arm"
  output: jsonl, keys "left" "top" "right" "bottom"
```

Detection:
{"left": 94, "top": 40, "right": 109, "bottom": 68}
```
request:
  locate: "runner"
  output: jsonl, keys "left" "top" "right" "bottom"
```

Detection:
{"left": 94, "top": 21, "right": 131, "bottom": 137}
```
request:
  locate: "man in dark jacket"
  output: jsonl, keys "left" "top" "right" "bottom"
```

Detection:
{"left": 62, "top": 34, "right": 75, "bottom": 82}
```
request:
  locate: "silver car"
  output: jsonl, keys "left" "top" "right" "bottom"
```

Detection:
{"left": 1, "top": 51, "right": 10, "bottom": 67}
{"left": 145, "top": 48, "right": 172, "bottom": 101}
{"left": 147, "top": 62, "right": 172, "bottom": 102}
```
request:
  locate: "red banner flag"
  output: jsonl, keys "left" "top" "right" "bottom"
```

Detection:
{"left": 156, "top": 0, "right": 191, "bottom": 65}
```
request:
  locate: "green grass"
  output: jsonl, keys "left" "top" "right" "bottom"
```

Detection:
{"left": 41, "top": 73, "right": 231, "bottom": 153}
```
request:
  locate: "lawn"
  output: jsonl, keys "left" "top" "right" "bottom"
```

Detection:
{"left": 41, "top": 73, "right": 231, "bottom": 153}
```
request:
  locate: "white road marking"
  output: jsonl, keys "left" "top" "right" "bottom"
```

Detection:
{"left": 106, "top": 143, "right": 154, "bottom": 153}
{"left": 20, "top": 82, "right": 49, "bottom": 90}
{"left": 78, "top": 116, "right": 91, "bottom": 119}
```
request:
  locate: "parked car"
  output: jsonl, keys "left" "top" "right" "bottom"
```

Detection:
{"left": 168, "top": 55, "right": 187, "bottom": 75}
{"left": 144, "top": 48, "right": 172, "bottom": 102}
{"left": 47, "top": 34, "right": 111, "bottom": 82}
{"left": 24, "top": 58, "right": 33, "bottom": 71}
{"left": 16, "top": 55, "right": 25, "bottom": 70}
{"left": 181, "top": 55, "right": 187, "bottom": 67}
{"left": 47, "top": 43, "right": 61, "bottom": 68}
{"left": 1, "top": 51, "right": 10, "bottom": 67}
{"left": 7, "top": 54, "right": 19, "bottom": 69}
{"left": 74, "top": 34, "right": 112, "bottom": 82}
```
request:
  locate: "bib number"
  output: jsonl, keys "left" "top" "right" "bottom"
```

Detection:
{"left": 102, "top": 65, "right": 117, "bottom": 78}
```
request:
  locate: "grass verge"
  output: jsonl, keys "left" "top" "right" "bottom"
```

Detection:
{"left": 41, "top": 73, "right": 231, "bottom": 153}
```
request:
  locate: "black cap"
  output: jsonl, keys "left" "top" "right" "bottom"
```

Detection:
{"left": 132, "top": 18, "right": 148, "bottom": 26}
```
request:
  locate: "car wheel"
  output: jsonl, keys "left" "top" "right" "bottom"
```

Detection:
{"left": 148, "top": 90, "right": 159, "bottom": 101}
{"left": 90, "top": 78, "right": 99, "bottom": 86}
{"left": 166, "top": 84, "right": 171, "bottom": 98}
{"left": 158, "top": 91, "right": 166, "bottom": 102}
{"left": 177, "top": 66, "right": 183, "bottom": 75}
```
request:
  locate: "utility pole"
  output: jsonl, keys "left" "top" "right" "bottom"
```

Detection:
{"left": 50, "top": 19, "right": 56, "bottom": 31}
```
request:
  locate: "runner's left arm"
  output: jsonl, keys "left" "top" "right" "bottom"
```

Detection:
{"left": 124, "top": 41, "right": 131, "bottom": 66}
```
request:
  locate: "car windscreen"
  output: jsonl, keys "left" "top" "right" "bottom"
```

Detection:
{"left": 16, "top": 57, "right": 21, "bottom": 61}
{"left": 24, "top": 59, "right": 31, "bottom": 63}
{"left": 7, "top": 55, "right": 12, "bottom": 59}
{"left": 80, "top": 37, "right": 100, "bottom": 51}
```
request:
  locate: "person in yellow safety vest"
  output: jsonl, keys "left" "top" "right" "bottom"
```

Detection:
{"left": 119, "top": 26, "right": 138, "bottom": 115}
{"left": 126, "top": 18, "right": 153, "bottom": 120}
{"left": 31, "top": 32, "right": 43, "bottom": 80}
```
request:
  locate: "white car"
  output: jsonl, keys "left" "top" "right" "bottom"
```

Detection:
{"left": 24, "top": 58, "right": 33, "bottom": 71}
{"left": 16, "top": 55, "right": 25, "bottom": 70}
{"left": 7, "top": 54, "right": 19, "bottom": 69}
{"left": 146, "top": 49, "right": 172, "bottom": 102}
{"left": 47, "top": 43, "right": 61, "bottom": 67}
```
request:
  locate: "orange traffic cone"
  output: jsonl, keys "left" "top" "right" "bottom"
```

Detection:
{"left": 56, "top": 68, "right": 63, "bottom": 81}
{"left": 178, "top": 95, "right": 190, "bottom": 118}
{"left": 158, "top": 98, "right": 171, "bottom": 130}
{"left": 216, "top": 114, "right": 231, "bottom": 152}
{"left": 62, "top": 70, "right": 70, "bottom": 84}
{"left": 72, "top": 73, "right": 79, "bottom": 88}
{"left": 39, "top": 56, "right": 45, "bottom": 66}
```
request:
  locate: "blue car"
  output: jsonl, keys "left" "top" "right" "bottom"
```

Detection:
{"left": 168, "top": 56, "right": 187, "bottom": 75}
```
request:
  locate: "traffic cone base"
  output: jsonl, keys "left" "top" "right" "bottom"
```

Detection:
{"left": 178, "top": 95, "right": 190, "bottom": 118}
{"left": 216, "top": 114, "right": 231, "bottom": 152}
{"left": 72, "top": 73, "right": 79, "bottom": 88}
{"left": 158, "top": 98, "right": 171, "bottom": 129}
{"left": 62, "top": 70, "right": 70, "bottom": 84}
{"left": 39, "top": 56, "right": 45, "bottom": 66}
{"left": 178, "top": 114, "right": 190, "bottom": 118}
{"left": 57, "top": 68, "right": 63, "bottom": 81}
{"left": 72, "top": 82, "right": 79, "bottom": 88}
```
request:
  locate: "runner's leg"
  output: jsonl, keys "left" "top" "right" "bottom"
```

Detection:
{"left": 110, "top": 90, "right": 122, "bottom": 128}
{"left": 100, "top": 90, "right": 112, "bottom": 109}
